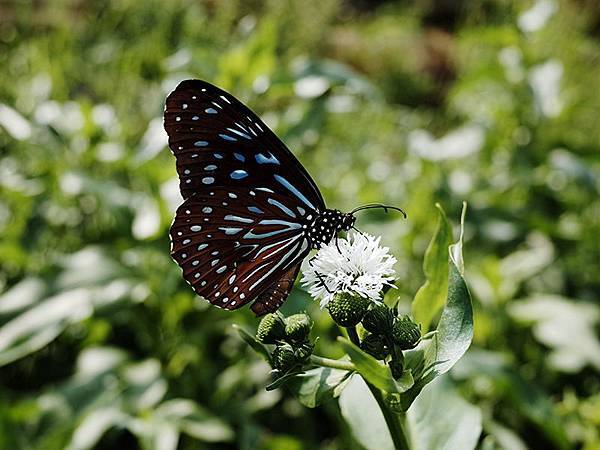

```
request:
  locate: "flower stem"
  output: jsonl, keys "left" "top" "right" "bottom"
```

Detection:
{"left": 366, "top": 383, "right": 411, "bottom": 450}
{"left": 309, "top": 355, "right": 356, "bottom": 371}
{"left": 346, "top": 326, "right": 411, "bottom": 450}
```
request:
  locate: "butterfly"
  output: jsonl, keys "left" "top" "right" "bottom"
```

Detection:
{"left": 164, "top": 80, "right": 405, "bottom": 315}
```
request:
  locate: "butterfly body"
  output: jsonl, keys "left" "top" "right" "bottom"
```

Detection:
{"left": 164, "top": 79, "right": 357, "bottom": 315}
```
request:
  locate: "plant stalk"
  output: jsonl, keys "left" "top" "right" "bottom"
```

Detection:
{"left": 310, "top": 355, "right": 356, "bottom": 371}
{"left": 346, "top": 326, "right": 411, "bottom": 450}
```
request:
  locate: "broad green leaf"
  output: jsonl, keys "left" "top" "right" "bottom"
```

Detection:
{"left": 402, "top": 203, "right": 473, "bottom": 410}
{"left": 286, "top": 367, "right": 352, "bottom": 408}
{"left": 338, "top": 337, "right": 413, "bottom": 394}
{"left": 233, "top": 324, "right": 271, "bottom": 363}
{"left": 406, "top": 375, "right": 482, "bottom": 450}
{"left": 412, "top": 204, "right": 454, "bottom": 332}
{"left": 339, "top": 374, "right": 394, "bottom": 450}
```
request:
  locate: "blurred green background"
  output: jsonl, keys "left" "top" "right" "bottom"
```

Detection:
{"left": 0, "top": 0, "right": 599, "bottom": 449}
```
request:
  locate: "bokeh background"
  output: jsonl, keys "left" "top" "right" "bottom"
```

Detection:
{"left": 1, "top": 0, "right": 599, "bottom": 449}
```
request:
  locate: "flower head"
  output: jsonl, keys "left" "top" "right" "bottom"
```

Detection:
{"left": 301, "top": 232, "right": 397, "bottom": 308}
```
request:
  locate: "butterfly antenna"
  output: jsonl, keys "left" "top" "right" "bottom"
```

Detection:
{"left": 350, "top": 203, "right": 407, "bottom": 219}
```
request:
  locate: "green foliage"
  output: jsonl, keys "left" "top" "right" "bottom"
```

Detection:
{"left": 0, "top": 0, "right": 599, "bottom": 448}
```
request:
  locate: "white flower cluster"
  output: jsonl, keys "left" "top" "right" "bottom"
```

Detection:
{"left": 301, "top": 232, "right": 397, "bottom": 308}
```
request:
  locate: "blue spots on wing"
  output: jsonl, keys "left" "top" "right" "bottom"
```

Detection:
{"left": 192, "top": 116, "right": 199, "bottom": 120}
{"left": 219, "top": 227, "right": 243, "bottom": 235}
{"left": 255, "top": 152, "right": 280, "bottom": 165}
{"left": 202, "top": 177, "right": 215, "bottom": 184}
{"left": 274, "top": 174, "right": 316, "bottom": 210}
{"left": 227, "top": 127, "right": 251, "bottom": 140}
{"left": 204, "top": 165, "right": 217, "bottom": 171}
{"left": 194, "top": 141, "right": 208, "bottom": 147}
{"left": 234, "top": 153, "right": 245, "bottom": 162}
{"left": 248, "top": 206, "right": 264, "bottom": 214}
{"left": 214, "top": 153, "right": 224, "bottom": 159}
{"left": 219, "top": 134, "right": 237, "bottom": 142}
{"left": 231, "top": 170, "right": 248, "bottom": 180}
{"left": 205, "top": 108, "right": 217, "bottom": 114}
{"left": 268, "top": 198, "right": 296, "bottom": 218}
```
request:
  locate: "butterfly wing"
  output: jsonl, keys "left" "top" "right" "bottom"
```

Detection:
{"left": 250, "top": 263, "right": 302, "bottom": 316}
{"left": 169, "top": 188, "right": 311, "bottom": 313}
{"left": 164, "top": 79, "right": 324, "bottom": 210}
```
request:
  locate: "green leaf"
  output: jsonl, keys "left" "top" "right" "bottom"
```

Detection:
{"left": 406, "top": 375, "right": 482, "bottom": 450}
{"left": 339, "top": 374, "right": 394, "bottom": 450}
{"left": 233, "top": 324, "right": 271, "bottom": 364}
{"left": 402, "top": 203, "right": 473, "bottom": 410}
{"left": 412, "top": 203, "right": 454, "bottom": 332}
{"left": 286, "top": 367, "right": 352, "bottom": 408}
{"left": 338, "top": 337, "right": 413, "bottom": 394}
{"left": 265, "top": 370, "right": 304, "bottom": 391}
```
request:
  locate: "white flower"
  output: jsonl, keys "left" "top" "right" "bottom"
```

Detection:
{"left": 301, "top": 232, "right": 397, "bottom": 308}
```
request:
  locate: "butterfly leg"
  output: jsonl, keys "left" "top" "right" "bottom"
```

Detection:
{"left": 308, "top": 256, "right": 334, "bottom": 294}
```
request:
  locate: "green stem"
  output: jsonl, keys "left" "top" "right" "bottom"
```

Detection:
{"left": 366, "top": 383, "right": 411, "bottom": 450}
{"left": 346, "top": 326, "right": 410, "bottom": 450}
{"left": 310, "top": 355, "right": 356, "bottom": 371}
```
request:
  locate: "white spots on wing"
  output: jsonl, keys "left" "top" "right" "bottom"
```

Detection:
{"left": 194, "top": 273, "right": 200, "bottom": 278}
{"left": 256, "top": 187, "right": 274, "bottom": 193}
{"left": 222, "top": 202, "right": 228, "bottom": 206}
{"left": 240, "top": 293, "right": 245, "bottom": 300}
{"left": 192, "top": 116, "right": 199, "bottom": 120}
{"left": 222, "top": 297, "right": 228, "bottom": 303}
{"left": 202, "top": 207, "right": 212, "bottom": 213}
{"left": 175, "top": 116, "right": 181, "bottom": 122}
{"left": 204, "top": 165, "right": 217, "bottom": 171}
{"left": 227, "top": 127, "right": 251, "bottom": 140}
{"left": 225, "top": 215, "right": 253, "bottom": 223}
{"left": 220, "top": 95, "right": 231, "bottom": 104}
{"left": 214, "top": 291, "right": 220, "bottom": 297}
{"left": 211, "top": 259, "right": 219, "bottom": 267}
{"left": 202, "top": 177, "right": 215, "bottom": 185}
{"left": 194, "top": 140, "right": 208, "bottom": 147}
{"left": 185, "top": 209, "right": 191, "bottom": 214}
{"left": 181, "top": 253, "right": 187, "bottom": 258}
{"left": 190, "top": 225, "right": 202, "bottom": 232}
{"left": 255, "top": 122, "right": 263, "bottom": 132}
{"left": 219, "top": 226, "right": 243, "bottom": 235}
{"left": 201, "top": 88, "right": 206, "bottom": 92}
{"left": 230, "top": 300, "right": 237, "bottom": 306}
{"left": 205, "top": 108, "right": 217, "bottom": 114}
{"left": 211, "top": 250, "right": 219, "bottom": 255}
{"left": 178, "top": 146, "right": 183, "bottom": 150}
{"left": 216, "top": 265, "right": 227, "bottom": 274}
{"left": 201, "top": 281, "right": 207, "bottom": 286}
{"left": 184, "top": 169, "right": 190, "bottom": 175}
{"left": 297, "top": 206, "right": 306, "bottom": 216}
{"left": 233, "top": 286, "right": 239, "bottom": 293}
{"left": 186, "top": 179, "right": 191, "bottom": 184}
{"left": 228, "top": 192, "right": 237, "bottom": 199}
{"left": 192, "top": 260, "right": 199, "bottom": 266}
{"left": 219, "top": 133, "right": 237, "bottom": 142}
{"left": 214, "top": 153, "right": 223, "bottom": 159}
{"left": 229, "top": 275, "right": 236, "bottom": 284}
{"left": 248, "top": 206, "right": 263, "bottom": 214}
{"left": 191, "top": 153, "right": 199, "bottom": 158}
{"left": 182, "top": 103, "right": 188, "bottom": 109}
{"left": 212, "top": 101, "right": 222, "bottom": 109}
{"left": 177, "top": 231, "right": 183, "bottom": 236}
{"left": 198, "top": 243, "right": 208, "bottom": 250}
{"left": 230, "top": 170, "right": 248, "bottom": 179}
{"left": 192, "top": 96, "right": 197, "bottom": 99}
{"left": 182, "top": 238, "right": 191, "bottom": 244}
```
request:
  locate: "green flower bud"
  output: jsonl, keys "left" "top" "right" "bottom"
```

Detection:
{"left": 272, "top": 343, "right": 297, "bottom": 371}
{"left": 389, "top": 357, "right": 404, "bottom": 379}
{"left": 285, "top": 313, "right": 312, "bottom": 342}
{"left": 362, "top": 303, "right": 395, "bottom": 335}
{"left": 256, "top": 313, "right": 286, "bottom": 344}
{"left": 360, "top": 333, "right": 390, "bottom": 360}
{"left": 327, "top": 292, "right": 370, "bottom": 327}
{"left": 391, "top": 315, "right": 421, "bottom": 350}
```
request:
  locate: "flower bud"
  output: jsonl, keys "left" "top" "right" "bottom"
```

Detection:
{"left": 272, "top": 343, "right": 297, "bottom": 371}
{"left": 391, "top": 315, "right": 421, "bottom": 350}
{"left": 295, "top": 341, "right": 314, "bottom": 362}
{"left": 327, "top": 292, "right": 370, "bottom": 327}
{"left": 285, "top": 313, "right": 312, "bottom": 342}
{"left": 362, "top": 303, "right": 395, "bottom": 335}
{"left": 389, "top": 357, "right": 404, "bottom": 379}
{"left": 360, "top": 333, "right": 389, "bottom": 360}
{"left": 256, "top": 313, "right": 286, "bottom": 344}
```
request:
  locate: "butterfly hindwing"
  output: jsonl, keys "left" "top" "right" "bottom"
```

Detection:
{"left": 170, "top": 188, "right": 311, "bottom": 312}
{"left": 250, "top": 263, "right": 302, "bottom": 316}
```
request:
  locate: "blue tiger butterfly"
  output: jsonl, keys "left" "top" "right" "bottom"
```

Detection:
{"left": 164, "top": 80, "right": 405, "bottom": 315}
